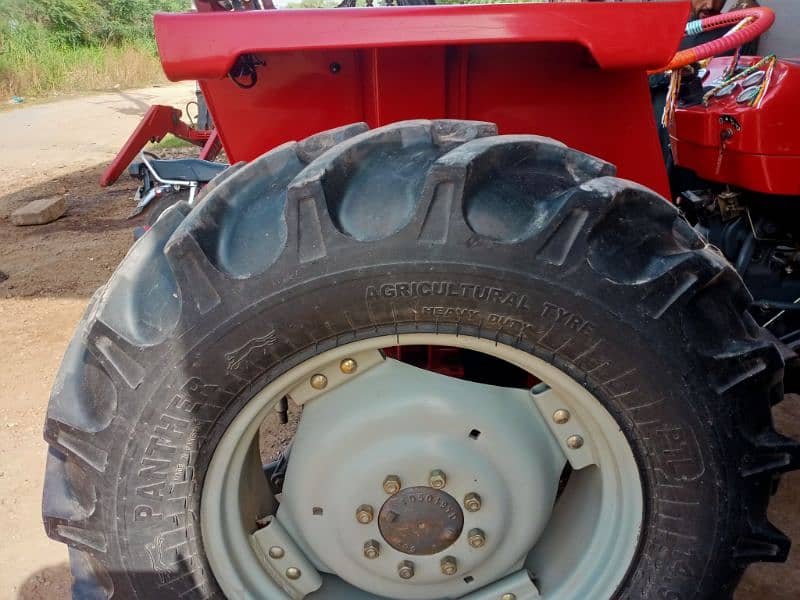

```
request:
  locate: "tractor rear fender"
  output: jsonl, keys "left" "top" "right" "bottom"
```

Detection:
{"left": 154, "top": 3, "right": 690, "bottom": 197}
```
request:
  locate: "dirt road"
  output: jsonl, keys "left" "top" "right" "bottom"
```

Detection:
{"left": 0, "top": 83, "right": 195, "bottom": 600}
{"left": 0, "top": 83, "right": 798, "bottom": 600}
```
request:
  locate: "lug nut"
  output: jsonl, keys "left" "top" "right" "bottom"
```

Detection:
{"left": 467, "top": 528, "right": 486, "bottom": 548}
{"left": 363, "top": 539, "right": 380, "bottom": 559}
{"left": 340, "top": 358, "right": 358, "bottom": 374}
{"left": 501, "top": 594, "right": 517, "bottom": 600}
{"left": 440, "top": 556, "right": 458, "bottom": 575}
{"left": 429, "top": 469, "right": 447, "bottom": 489}
{"left": 566, "top": 434, "right": 584, "bottom": 449}
{"left": 463, "top": 492, "right": 482, "bottom": 512}
{"left": 310, "top": 374, "right": 328, "bottom": 390}
{"left": 398, "top": 560, "right": 415, "bottom": 579}
{"left": 356, "top": 504, "right": 374, "bottom": 524}
{"left": 285, "top": 567, "right": 301, "bottom": 580}
{"left": 268, "top": 546, "right": 285, "bottom": 559}
{"left": 553, "top": 409, "right": 571, "bottom": 424}
{"left": 383, "top": 475, "right": 401, "bottom": 495}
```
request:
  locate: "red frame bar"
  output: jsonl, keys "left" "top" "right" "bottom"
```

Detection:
{"left": 99, "top": 105, "right": 212, "bottom": 187}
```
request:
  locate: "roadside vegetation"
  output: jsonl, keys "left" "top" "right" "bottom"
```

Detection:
{"left": 0, "top": 0, "right": 188, "bottom": 100}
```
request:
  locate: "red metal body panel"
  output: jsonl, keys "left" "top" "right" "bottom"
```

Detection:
{"left": 155, "top": 3, "right": 692, "bottom": 197}
{"left": 671, "top": 57, "right": 800, "bottom": 196}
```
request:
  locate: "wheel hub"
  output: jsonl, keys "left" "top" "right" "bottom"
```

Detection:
{"left": 201, "top": 335, "right": 645, "bottom": 600}
{"left": 276, "top": 356, "right": 566, "bottom": 599}
{"left": 378, "top": 486, "right": 464, "bottom": 555}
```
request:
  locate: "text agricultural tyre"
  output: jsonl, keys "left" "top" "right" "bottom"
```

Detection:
{"left": 43, "top": 120, "right": 799, "bottom": 599}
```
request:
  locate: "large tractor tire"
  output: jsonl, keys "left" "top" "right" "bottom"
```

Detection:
{"left": 43, "top": 120, "right": 799, "bottom": 599}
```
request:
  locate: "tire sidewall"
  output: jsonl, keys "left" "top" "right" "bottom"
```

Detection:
{"left": 117, "top": 262, "right": 729, "bottom": 600}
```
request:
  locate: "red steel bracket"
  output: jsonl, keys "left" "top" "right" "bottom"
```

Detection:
{"left": 100, "top": 105, "right": 214, "bottom": 187}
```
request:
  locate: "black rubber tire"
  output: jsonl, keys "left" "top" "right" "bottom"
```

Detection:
{"left": 43, "top": 120, "right": 800, "bottom": 599}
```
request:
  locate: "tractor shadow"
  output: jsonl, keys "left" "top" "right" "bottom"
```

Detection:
{"left": 738, "top": 395, "right": 800, "bottom": 600}
{"left": 16, "top": 563, "right": 71, "bottom": 600}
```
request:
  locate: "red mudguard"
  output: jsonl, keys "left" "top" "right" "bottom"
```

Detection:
{"left": 154, "top": 3, "right": 691, "bottom": 197}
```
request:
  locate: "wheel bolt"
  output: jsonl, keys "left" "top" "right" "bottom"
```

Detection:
{"left": 363, "top": 539, "right": 380, "bottom": 559}
{"left": 429, "top": 469, "right": 447, "bottom": 489}
{"left": 467, "top": 528, "right": 486, "bottom": 548}
{"left": 553, "top": 409, "right": 570, "bottom": 424}
{"left": 463, "top": 492, "right": 482, "bottom": 512}
{"left": 398, "top": 560, "right": 415, "bottom": 579}
{"left": 268, "top": 546, "right": 285, "bottom": 559}
{"left": 340, "top": 358, "right": 358, "bottom": 374}
{"left": 566, "top": 434, "right": 584, "bottom": 449}
{"left": 440, "top": 556, "right": 458, "bottom": 575}
{"left": 286, "top": 567, "right": 301, "bottom": 580}
{"left": 501, "top": 594, "right": 517, "bottom": 600}
{"left": 310, "top": 374, "right": 328, "bottom": 390}
{"left": 356, "top": 504, "right": 374, "bottom": 524}
{"left": 383, "top": 475, "right": 401, "bottom": 495}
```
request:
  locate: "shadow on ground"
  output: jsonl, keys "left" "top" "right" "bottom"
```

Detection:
{"left": 16, "top": 563, "right": 71, "bottom": 600}
{"left": 0, "top": 163, "right": 141, "bottom": 298}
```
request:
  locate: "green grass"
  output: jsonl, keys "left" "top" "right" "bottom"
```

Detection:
{"left": 147, "top": 134, "right": 193, "bottom": 150}
{"left": 0, "top": 0, "right": 187, "bottom": 100}
{"left": 0, "top": 29, "right": 165, "bottom": 100}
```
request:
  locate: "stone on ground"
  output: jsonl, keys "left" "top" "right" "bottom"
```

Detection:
{"left": 11, "top": 197, "right": 66, "bottom": 226}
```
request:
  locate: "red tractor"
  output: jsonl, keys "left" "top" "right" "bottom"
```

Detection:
{"left": 42, "top": 2, "right": 800, "bottom": 599}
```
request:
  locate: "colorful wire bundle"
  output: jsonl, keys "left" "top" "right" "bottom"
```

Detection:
{"left": 662, "top": 69, "right": 683, "bottom": 128}
{"left": 702, "top": 54, "right": 776, "bottom": 105}
{"left": 752, "top": 55, "right": 777, "bottom": 108}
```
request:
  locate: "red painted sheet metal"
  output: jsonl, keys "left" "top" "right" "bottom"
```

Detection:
{"left": 197, "top": 42, "right": 670, "bottom": 196}
{"left": 155, "top": 3, "right": 689, "bottom": 81}
{"left": 672, "top": 57, "right": 800, "bottom": 195}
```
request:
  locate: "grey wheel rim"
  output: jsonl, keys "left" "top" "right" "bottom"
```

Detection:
{"left": 201, "top": 334, "right": 644, "bottom": 599}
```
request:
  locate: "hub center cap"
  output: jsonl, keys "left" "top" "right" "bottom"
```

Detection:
{"left": 378, "top": 486, "right": 464, "bottom": 555}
